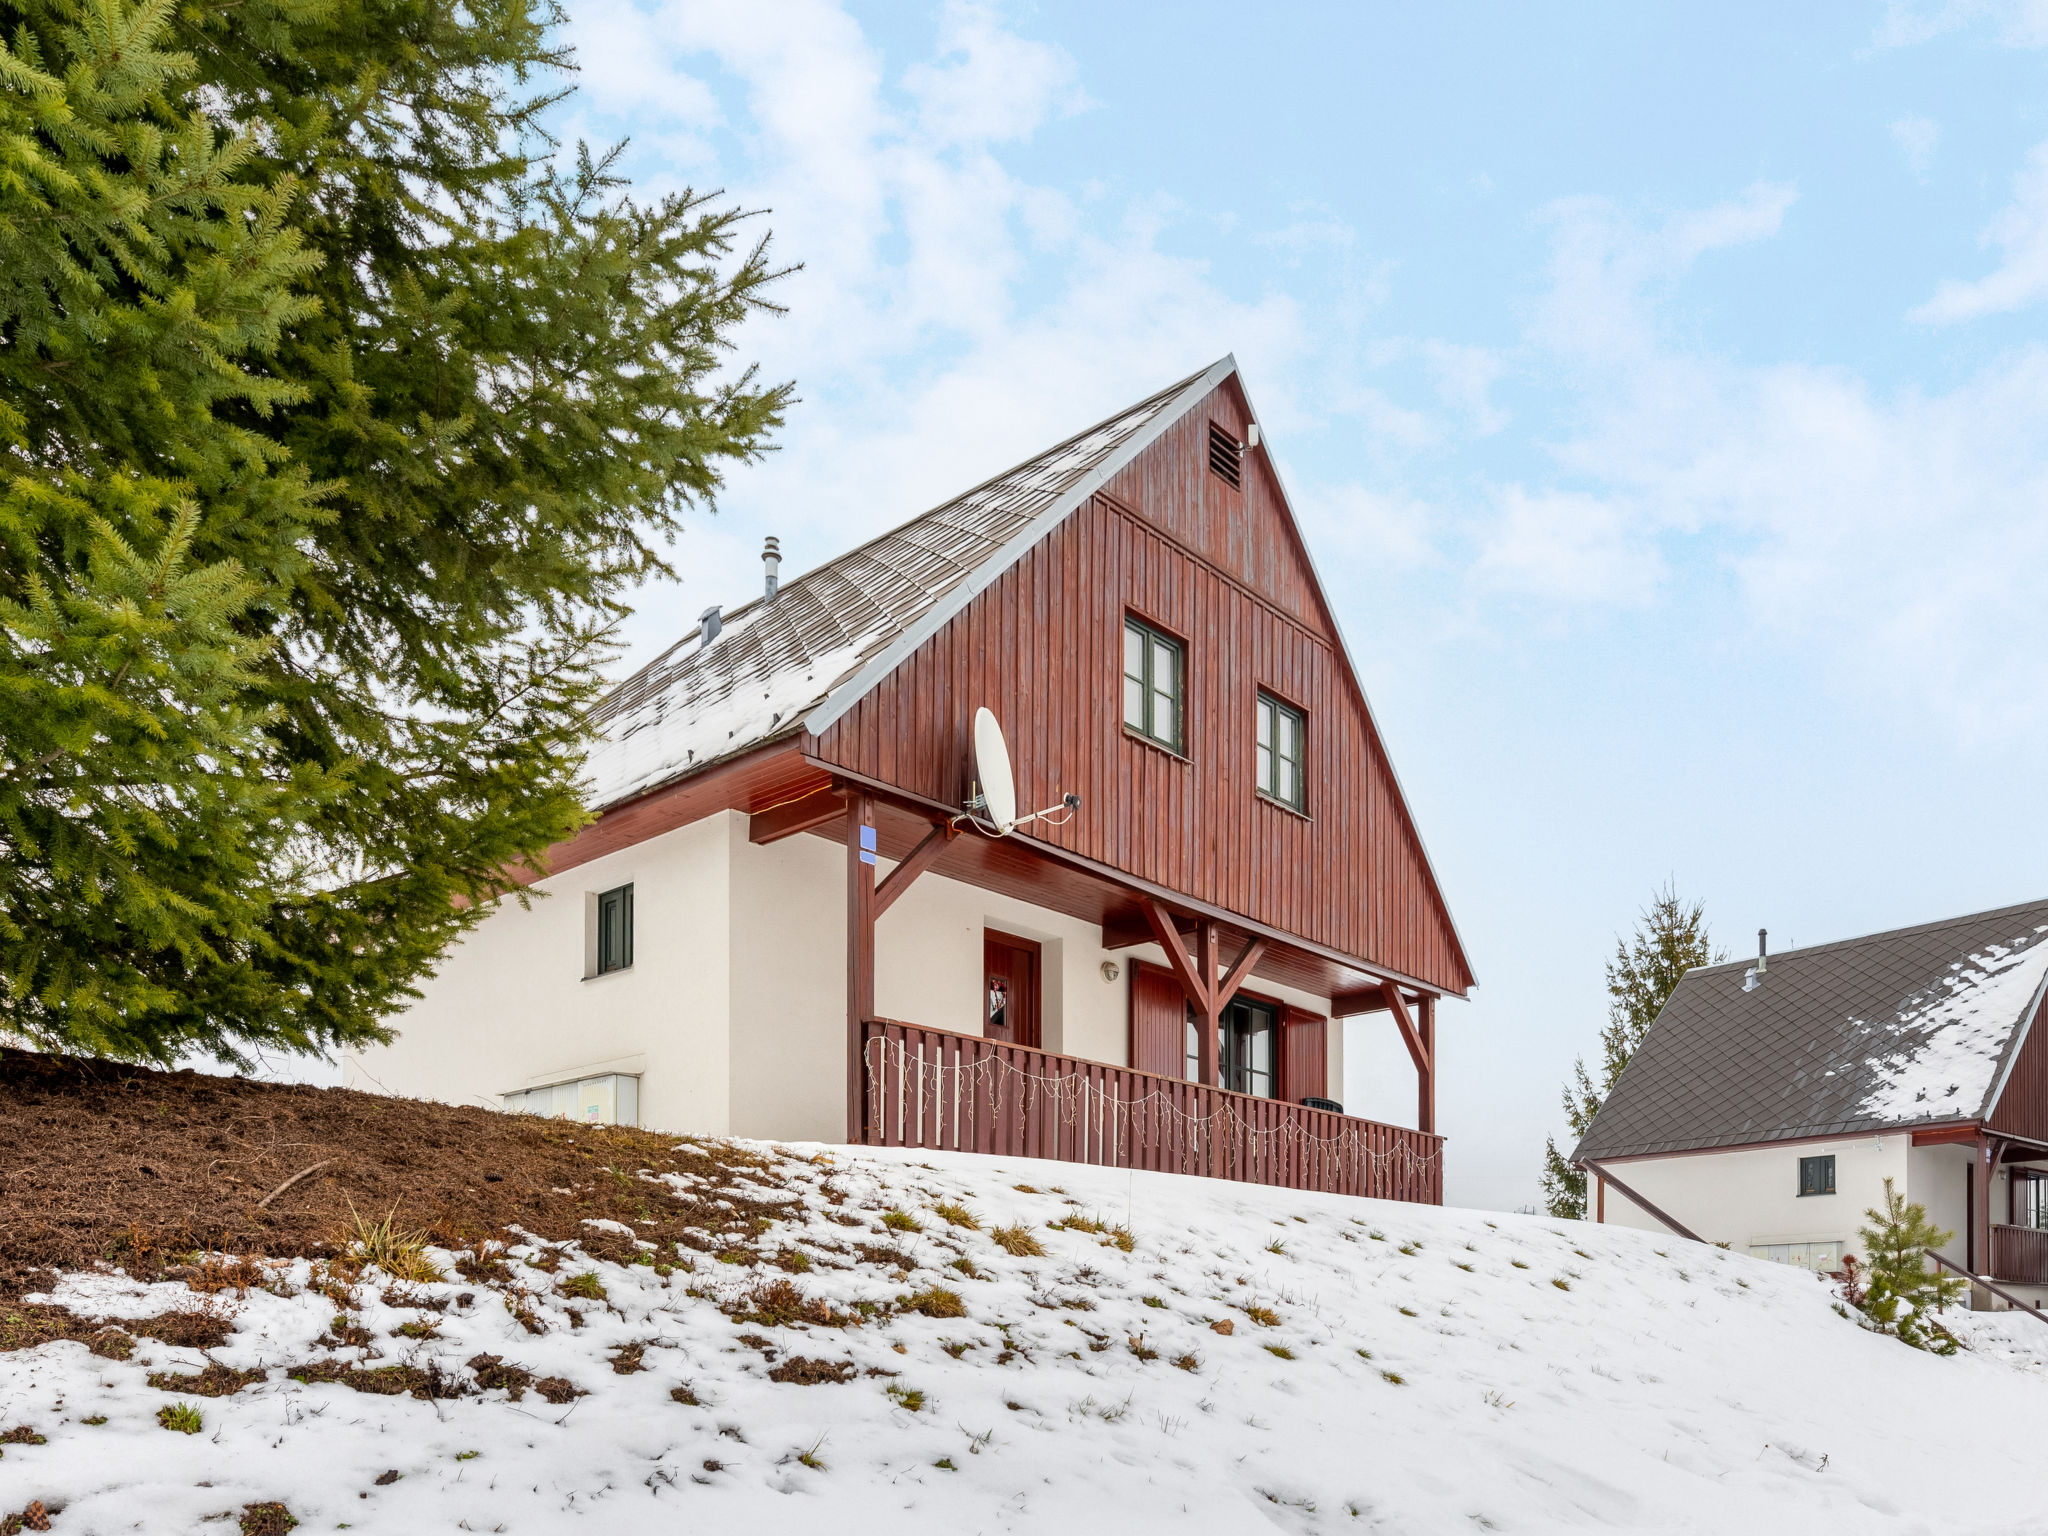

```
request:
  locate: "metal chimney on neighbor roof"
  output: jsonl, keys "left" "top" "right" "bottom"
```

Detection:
{"left": 698, "top": 605, "right": 722, "bottom": 647}
{"left": 1744, "top": 928, "right": 1768, "bottom": 992}
{"left": 762, "top": 535, "right": 782, "bottom": 602}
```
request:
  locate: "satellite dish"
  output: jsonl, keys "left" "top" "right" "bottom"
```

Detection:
{"left": 973, "top": 707, "right": 1018, "bottom": 831}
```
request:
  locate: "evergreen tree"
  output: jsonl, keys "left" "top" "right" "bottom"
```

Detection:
{"left": 1541, "top": 885, "right": 1721, "bottom": 1217}
{"left": 1, "top": 0, "right": 789, "bottom": 1065}
{"left": 1853, "top": 1178, "right": 1966, "bottom": 1354}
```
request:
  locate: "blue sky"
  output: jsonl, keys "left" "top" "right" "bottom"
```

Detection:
{"left": 545, "top": 0, "right": 2048, "bottom": 1209}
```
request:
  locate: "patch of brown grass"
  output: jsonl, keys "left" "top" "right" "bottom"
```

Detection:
{"left": 239, "top": 1503, "right": 296, "bottom": 1536}
{"left": 725, "top": 1277, "right": 856, "bottom": 1330}
{"left": 534, "top": 1375, "right": 583, "bottom": 1405}
{"left": 146, "top": 1363, "right": 266, "bottom": 1398}
{"left": 899, "top": 1287, "right": 966, "bottom": 1319}
{"left": 768, "top": 1356, "right": 857, "bottom": 1385}
{"left": 989, "top": 1224, "right": 1045, "bottom": 1258}
{"left": 466, "top": 1353, "right": 534, "bottom": 1399}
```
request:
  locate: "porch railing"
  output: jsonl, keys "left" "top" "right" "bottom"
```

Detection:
{"left": 1990, "top": 1222, "right": 2048, "bottom": 1285}
{"left": 859, "top": 1018, "right": 1443, "bottom": 1204}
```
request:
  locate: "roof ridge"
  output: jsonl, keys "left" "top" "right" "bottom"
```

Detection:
{"left": 1685, "top": 894, "right": 2048, "bottom": 973}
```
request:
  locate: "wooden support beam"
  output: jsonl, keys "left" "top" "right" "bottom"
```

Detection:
{"left": 1213, "top": 936, "right": 1267, "bottom": 1013}
{"left": 749, "top": 787, "right": 845, "bottom": 845}
{"left": 845, "top": 789, "right": 876, "bottom": 1144}
{"left": 1330, "top": 986, "right": 1392, "bottom": 1018}
{"left": 1383, "top": 982, "right": 1434, "bottom": 1136}
{"left": 874, "top": 820, "right": 952, "bottom": 919}
{"left": 1140, "top": 897, "right": 1211, "bottom": 1015}
{"left": 1974, "top": 1134, "right": 2004, "bottom": 1286}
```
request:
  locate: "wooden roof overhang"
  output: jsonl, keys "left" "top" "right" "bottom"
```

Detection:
{"left": 789, "top": 756, "right": 1443, "bottom": 1009}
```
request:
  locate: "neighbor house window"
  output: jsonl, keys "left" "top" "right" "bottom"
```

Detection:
{"left": 1748, "top": 1240, "right": 1843, "bottom": 1273}
{"left": 596, "top": 883, "right": 634, "bottom": 974}
{"left": 1123, "top": 616, "right": 1184, "bottom": 753}
{"left": 1256, "top": 692, "right": 1306, "bottom": 811}
{"left": 504, "top": 1073, "right": 640, "bottom": 1127}
{"left": 2016, "top": 1170, "right": 2048, "bottom": 1230}
{"left": 1798, "top": 1154, "right": 1835, "bottom": 1196}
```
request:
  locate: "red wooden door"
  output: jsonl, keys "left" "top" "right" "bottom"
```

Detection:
{"left": 1129, "top": 961, "right": 1188, "bottom": 1077}
{"left": 1281, "top": 1006, "right": 1329, "bottom": 1102}
{"left": 984, "top": 930, "right": 1041, "bottom": 1047}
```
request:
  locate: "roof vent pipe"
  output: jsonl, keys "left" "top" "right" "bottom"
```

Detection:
{"left": 698, "top": 605, "right": 722, "bottom": 647}
{"left": 762, "top": 535, "right": 781, "bottom": 602}
{"left": 1757, "top": 928, "right": 1768, "bottom": 973}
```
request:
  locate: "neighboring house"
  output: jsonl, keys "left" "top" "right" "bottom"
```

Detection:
{"left": 345, "top": 358, "right": 1474, "bottom": 1202}
{"left": 1574, "top": 898, "right": 2048, "bottom": 1304}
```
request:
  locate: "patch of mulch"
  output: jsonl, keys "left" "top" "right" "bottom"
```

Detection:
{"left": 609, "top": 1342, "right": 648, "bottom": 1374}
{"left": 466, "top": 1353, "right": 533, "bottom": 1399}
{"left": 287, "top": 1359, "right": 467, "bottom": 1400}
{"left": 0, "top": 1425, "right": 46, "bottom": 1445}
{"left": 533, "top": 1375, "right": 582, "bottom": 1405}
{"left": 1, "top": 1501, "right": 51, "bottom": 1534}
{"left": 146, "top": 1363, "right": 266, "bottom": 1397}
{"left": 240, "top": 1502, "right": 296, "bottom": 1536}
{"left": 669, "top": 1382, "right": 701, "bottom": 1405}
{"left": 767, "top": 1356, "right": 857, "bottom": 1385}
{"left": 0, "top": 1046, "right": 805, "bottom": 1298}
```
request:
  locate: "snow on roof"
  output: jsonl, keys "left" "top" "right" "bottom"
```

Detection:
{"left": 1574, "top": 897, "right": 2048, "bottom": 1162}
{"left": 580, "top": 363, "right": 1222, "bottom": 812}
{"left": 1854, "top": 926, "right": 2048, "bottom": 1123}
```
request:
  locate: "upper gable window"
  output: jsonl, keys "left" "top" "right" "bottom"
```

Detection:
{"left": 1206, "top": 421, "right": 1242, "bottom": 490}
{"left": 1256, "top": 692, "right": 1306, "bottom": 811}
{"left": 1123, "top": 616, "right": 1184, "bottom": 753}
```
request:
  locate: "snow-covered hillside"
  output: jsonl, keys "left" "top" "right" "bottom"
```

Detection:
{"left": 5, "top": 1142, "right": 2048, "bottom": 1535}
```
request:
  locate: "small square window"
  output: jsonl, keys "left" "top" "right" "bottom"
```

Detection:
{"left": 1798, "top": 1154, "right": 1835, "bottom": 1197}
{"left": 1122, "top": 616, "right": 1184, "bottom": 753}
{"left": 596, "top": 883, "right": 634, "bottom": 974}
{"left": 1256, "top": 692, "right": 1307, "bottom": 811}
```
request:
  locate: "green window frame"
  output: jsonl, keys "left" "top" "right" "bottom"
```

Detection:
{"left": 1122, "top": 616, "right": 1184, "bottom": 753}
{"left": 1256, "top": 691, "right": 1306, "bottom": 811}
{"left": 596, "top": 883, "right": 634, "bottom": 974}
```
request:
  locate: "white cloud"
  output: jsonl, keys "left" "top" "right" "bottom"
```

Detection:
{"left": 1873, "top": 0, "right": 2048, "bottom": 48}
{"left": 1911, "top": 141, "right": 2048, "bottom": 322}
{"left": 1473, "top": 486, "right": 1663, "bottom": 605}
{"left": 1891, "top": 115, "right": 1940, "bottom": 180}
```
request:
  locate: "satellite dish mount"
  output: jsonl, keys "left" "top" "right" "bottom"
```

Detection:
{"left": 958, "top": 706, "right": 1079, "bottom": 836}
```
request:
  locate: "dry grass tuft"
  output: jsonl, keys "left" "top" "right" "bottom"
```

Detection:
{"left": 157, "top": 1402, "right": 203, "bottom": 1434}
{"left": 931, "top": 1202, "right": 981, "bottom": 1230}
{"left": 1172, "top": 1351, "right": 1201, "bottom": 1372}
{"left": 990, "top": 1224, "right": 1046, "bottom": 1258}
{"left": 726, "top": 1277, "right": 856, "bottom": 1330}
{"left": 1242, "top": 1303, "right": 1281, "bottom": 1327}
{"left": 146, "top": 1363, "right": 266, "bottom": 1398}
{"left": 239, "top": 1502, "right": 297, "bottom": 1536}
{"left": 338, "top": 1205, "right": 445, "bottom": 1284}
{"left": 898, "top": 1286, "right": 966, "bottom": 1319}
{"left": 560, "top": 1272, "right": 607, "bottom": 1302}
{"left": 881, "top": 1210, "right": 922, "bottom": 1233}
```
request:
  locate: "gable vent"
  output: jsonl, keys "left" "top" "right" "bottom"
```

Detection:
{"left": 1207, "top": 421, "right": 1242, "bottom": 490}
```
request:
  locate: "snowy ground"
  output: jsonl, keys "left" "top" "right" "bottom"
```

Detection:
{"left": 5, "top": 1142, "right": 2048, "bottom": 1534}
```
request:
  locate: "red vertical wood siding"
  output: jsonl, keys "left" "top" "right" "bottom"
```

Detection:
{"left": 1990, "top": 996, "right": 2048, "bottom": 1143}
{"left": 810, "top": 381, "right": 1473, "bottom": 996}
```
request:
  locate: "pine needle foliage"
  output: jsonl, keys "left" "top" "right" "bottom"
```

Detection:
{"left": 1849, "top": 1178, "right": 1966, "bottom": 1354}
{"left": 1541, "top": 885, "right": 1722, "bottom": 1217}
{"left": 0, "top": 0, "right": 790, "bottom": 1063}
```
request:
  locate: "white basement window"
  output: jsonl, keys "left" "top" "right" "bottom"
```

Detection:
{"left": 1748, "top": 1240, "right": 1843, "bottom": 1273}
{"left": 504, "top": 1073, "right": 640, "bottom": 1127}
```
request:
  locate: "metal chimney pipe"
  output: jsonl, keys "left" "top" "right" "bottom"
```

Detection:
{"left": 698, "top": 605, "right": 722, "bottom": 647}
{"left": 762, "top": 535, "right": 781, "bottom": 602}
{"left": 1757, "top": 928, "right": 1768, "bottom": 973}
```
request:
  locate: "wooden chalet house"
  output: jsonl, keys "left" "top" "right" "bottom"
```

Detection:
{"left": 1575, "top": 899, "right": 2048, "bottom": 1307}
{"left": 347, "top": 358, "right": 1475, "bottom": 1202}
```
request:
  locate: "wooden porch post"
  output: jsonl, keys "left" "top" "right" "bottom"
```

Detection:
{"left": 1974, "top": 1134, "right": 2004, "bottom": 1297}
{"left": 1196, "top": 919, "right": 1221, "bottom": 1088}
{"left": 846, "top": 788, "right": 876, "bottom": 1144}
{"left": 1417, "top": 992, "right": 1436, "bottom": 1136}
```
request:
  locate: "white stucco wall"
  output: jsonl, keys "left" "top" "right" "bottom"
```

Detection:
{"left": 1597, "top": 1136, "right": 1909, "bottom": 1256}
{"left": 345, "top": 813, "right": 735, "bottom": 1136}
{"left": 351, "top": 814, "right": 1357, "bottom": 1142}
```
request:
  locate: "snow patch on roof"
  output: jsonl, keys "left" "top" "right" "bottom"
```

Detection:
{"left": 1855, "top": 925, "right": 2048, "bottom": 1123}
{"left": 580, "top": 638, "right": 875, "bottom": 810}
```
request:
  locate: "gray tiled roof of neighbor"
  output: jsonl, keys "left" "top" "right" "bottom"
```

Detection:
{"left": 1572, "top": 897, "right": 2048, "bottom": 1163}
{"left": 578, "top": 362, "right": 1226, "bottom": 813}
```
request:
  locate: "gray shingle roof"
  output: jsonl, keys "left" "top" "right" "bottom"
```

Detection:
{"left": 579, "top": 361, "right": 1228, "bottom": 812}
{"left": 1573, "top": 897, "right": 2048, "bottom": 1162}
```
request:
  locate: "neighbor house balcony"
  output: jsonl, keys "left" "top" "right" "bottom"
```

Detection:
{"left": 859, "top": 1018, "right": 1443, "bottom": 1203}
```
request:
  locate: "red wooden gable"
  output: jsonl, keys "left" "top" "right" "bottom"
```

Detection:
{"left": 808, "top": 373, "right": 1474, "bottom": 998}
{"left": 1990, "top": 991, "right": 2048, "bottom": 1146}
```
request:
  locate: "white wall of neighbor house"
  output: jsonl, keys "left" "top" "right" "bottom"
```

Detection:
{"left": 1907, "top": 1141, "right": 1978, "bottom": 1271}
{"left": 343, "top": 813, "right": 736, "bottom": 1137}
{"left": 1597, "top": 1136, "right": 1910, "bottom": 1267}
